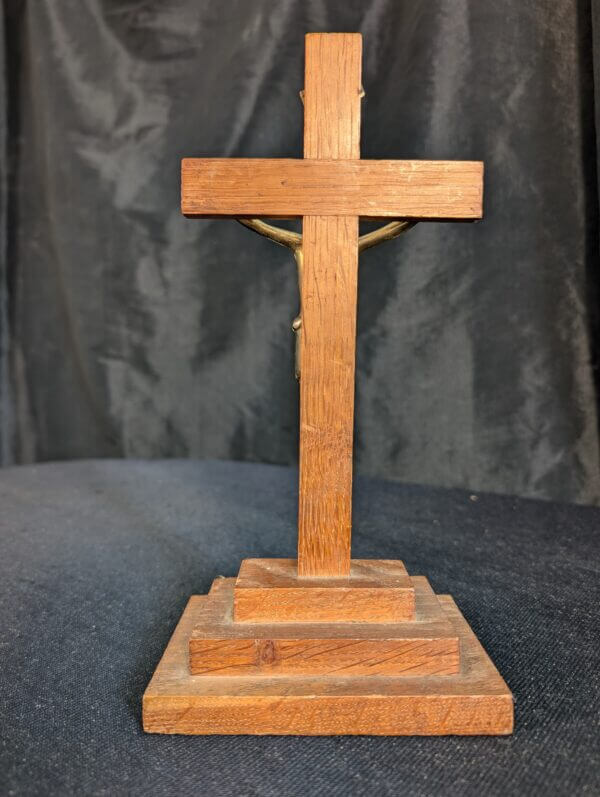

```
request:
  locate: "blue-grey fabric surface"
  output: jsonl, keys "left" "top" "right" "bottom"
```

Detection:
{"left": 0, "top": 459, "right": 598, "bottom": 796}
{"left": 2, "top": 1, "right": 600, "bottom": 503}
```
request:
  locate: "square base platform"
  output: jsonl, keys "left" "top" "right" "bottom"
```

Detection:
{"left": 143, "top": 594, "right": 513, "bottom": 735}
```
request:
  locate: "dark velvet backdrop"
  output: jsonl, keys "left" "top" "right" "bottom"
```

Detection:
{"left": 1, "top": 0, "right": 600, "bottom": 503}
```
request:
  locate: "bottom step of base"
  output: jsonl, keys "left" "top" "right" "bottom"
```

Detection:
{"left": 143, "top": 594, "right": 513, "bottom": 736}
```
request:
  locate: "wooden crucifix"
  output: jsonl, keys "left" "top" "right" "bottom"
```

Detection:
{"left": 181, "top": 33, "right": 482, "bottom": 578}
{"left": 144, "top": 33, "right": 513, "bottom": 736}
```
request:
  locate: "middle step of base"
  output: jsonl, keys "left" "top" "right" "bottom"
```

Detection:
{"left": 189, "top": 576, "right": 459, "bottom": 677}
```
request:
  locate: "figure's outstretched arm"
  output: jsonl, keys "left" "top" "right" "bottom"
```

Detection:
{"left": 358, "top": 220, "right": 416, "bottom": 252}
{"left": 238, "top": 219, "right": 301, "bottom": 251}
{"left": 238, "top": 218, "right": 416, "bottom": 253}
{"left": 237, "top": 218, "right": 416, "bottom": 380}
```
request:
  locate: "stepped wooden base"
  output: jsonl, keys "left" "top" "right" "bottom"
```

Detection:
{"left": 189, "top": 576, "right": 458, "bottom": 676}
{"left": 234, "top": 558, "right": 415, "bottom": 623}
{"left": 143, "top": 567, "right": 513, "bottom": 735}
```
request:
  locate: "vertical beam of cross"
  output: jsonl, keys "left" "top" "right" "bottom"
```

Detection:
{"left": 297, "top": 34, "right": 362, "bottom": 577}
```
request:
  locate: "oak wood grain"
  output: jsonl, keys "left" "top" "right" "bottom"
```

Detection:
{"left": 297, "top": 215, "right": 358, "bottom": 575}
{"left": 197, "top": 577, "right": 453, "bottom": 640}
{"left": 297, "top": 34, "right": 363, "bottom": 576}
{"left": 191, "top": 636, "right": 458, "bottom": 677}
{"left": 304, "top": 33, "right": 362, "bottom": 160}
{"left": 143, "top": 593, "right": 513, "bottom": 735}
{"left": 180, "top": 159, "right": 483, "bottom": 219}
{"left": 233, "top": 558, "right": 415, "bottom": 623}
{"left": 189, "top": 576, "right": 456, "bottom": 676}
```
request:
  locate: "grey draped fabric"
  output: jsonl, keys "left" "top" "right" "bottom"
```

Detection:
{"left": 2, "top": 0, "right": 600, "bottom": 503}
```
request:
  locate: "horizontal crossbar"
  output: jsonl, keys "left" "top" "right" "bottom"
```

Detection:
{"left": 181, "top": 158, "right": 483, "bottom": 220}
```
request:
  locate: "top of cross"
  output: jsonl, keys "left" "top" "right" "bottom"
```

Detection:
{"left": 182, "top": 33, "right": 482, "bottom": 223}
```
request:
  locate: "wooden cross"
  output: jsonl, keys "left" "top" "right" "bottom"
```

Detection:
{"left": 145, "top": 31, "right": 512, "bottom": 738}
{"left": 182, "top": 33, "right": 482, "bottom": 578}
